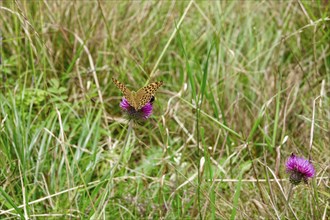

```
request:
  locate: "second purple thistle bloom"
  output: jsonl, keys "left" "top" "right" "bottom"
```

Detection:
{"left": 120, "top": 98, "right": 153, "bottom": 120}
{"left": 286, "top": 153, "right": 315, "bottom": 185}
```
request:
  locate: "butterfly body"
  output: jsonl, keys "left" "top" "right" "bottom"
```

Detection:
{"left": 112, "top": 78, "right": 163, "bottom": 110}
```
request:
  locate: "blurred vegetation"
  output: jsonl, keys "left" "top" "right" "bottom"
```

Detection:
{"left": 0, "top": 1, "right": 329, "bottom": 219}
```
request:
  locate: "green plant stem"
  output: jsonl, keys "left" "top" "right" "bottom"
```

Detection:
{"left": 284, "top": 184, "right": 297, "bottom": 219}
{"left": 95, "top": 120, "right": 134, "bottom": 218}
{"left": 110, "top": 120, "right": 133, "bottom": 181}
{"left": 287, "top": 184, "right": 293, "bottom": 205}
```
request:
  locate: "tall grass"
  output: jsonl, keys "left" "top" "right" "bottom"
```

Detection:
{"left": 0, "top": 1, "right": 329, "bottom": 219}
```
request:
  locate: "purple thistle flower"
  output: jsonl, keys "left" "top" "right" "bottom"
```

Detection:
{"left": 286, "top": 153, "right": 315, "bottom": 185}
{"left": 120, "top": 98, "right": 153, "bottom": 120}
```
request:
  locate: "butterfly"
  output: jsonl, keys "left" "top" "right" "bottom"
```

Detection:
{"left": 112, "top": 78, "right": 163, "bottom": 110}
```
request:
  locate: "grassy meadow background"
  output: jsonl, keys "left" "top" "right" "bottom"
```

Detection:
{"left": 0, "top": 1, "right": 329, "bottom": 219}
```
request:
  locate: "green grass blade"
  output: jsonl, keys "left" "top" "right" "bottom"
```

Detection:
{"left": 0, "top": 187, "right": 25, "bottom": 218}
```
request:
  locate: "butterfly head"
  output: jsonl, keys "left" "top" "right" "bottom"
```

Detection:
{"left": 150, "top": 96, "right": 155, "bottom": 103}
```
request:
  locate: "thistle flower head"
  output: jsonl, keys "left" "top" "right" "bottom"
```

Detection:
{"left": 120, "top": 98, "right": 153, "bottom": 120}
{"left": 286, "top": 153, "right": 315, "bottom": 185}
